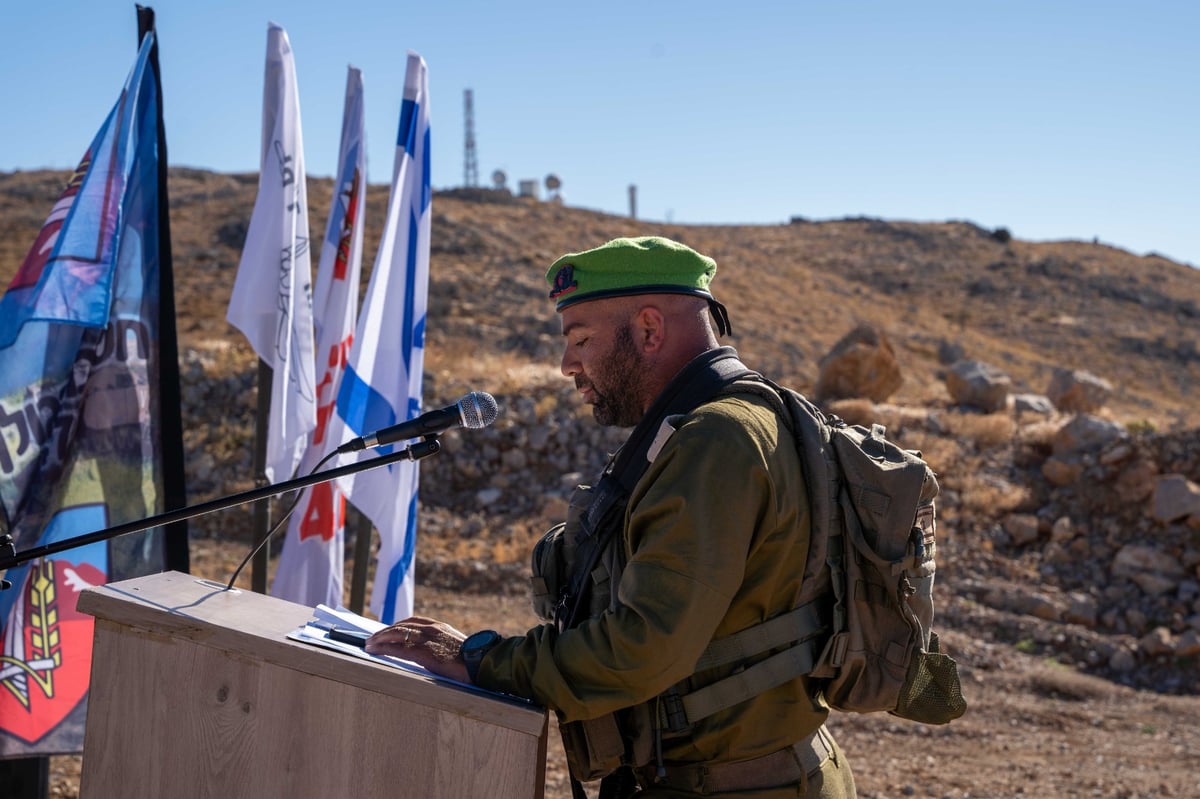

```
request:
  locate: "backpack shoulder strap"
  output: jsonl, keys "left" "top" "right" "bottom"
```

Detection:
{"left": 660, "top": 379, "right": 849, "bottom": 729}
{"left": 721, "top": 377, "right": 841, "bottom": 588}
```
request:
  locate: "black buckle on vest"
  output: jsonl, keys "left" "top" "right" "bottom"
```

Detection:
{"left": 660, "top": 687, "right": 690, "bottom": 734}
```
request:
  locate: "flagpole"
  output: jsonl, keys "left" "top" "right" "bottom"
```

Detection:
{"left": 136, "top": 4, "right": 190, "bottom": 574}
{"left": 253, "top": 359, "right": 273, "bottom": 593}
{"left": 349, "top": 513, "right": 373, "bottom": 614}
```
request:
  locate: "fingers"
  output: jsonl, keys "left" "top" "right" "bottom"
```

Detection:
{"left": 364, "top": 618, "right": 467, "bottom": 655}
{"left": 362, "top": 618, "right": 473, "bottom": 684}
{"left": 365, "top": 626, "right": 413, "bottom": 648}
{"left": 407, "top": 617, "right": 467, "bottom": 639}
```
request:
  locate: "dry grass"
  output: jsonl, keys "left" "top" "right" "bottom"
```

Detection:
{"left": 1016, "top": 419, "right": 1065, "bottom": 450}
{"left": 824, "top": 398, "right": 877, "bottom": 426}
{"left": 893, "top": 430, "right": 963, "bottom": 478}
{"left": 943, "top": 410, "right": 1016, "bottom": 450}
{"left": 955, "top": 469, "right": 1035, "bottom": 516}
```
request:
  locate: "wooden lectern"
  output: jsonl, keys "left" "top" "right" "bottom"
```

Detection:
{"left": 75, "top": 571, "right": 548, "bottom": 798}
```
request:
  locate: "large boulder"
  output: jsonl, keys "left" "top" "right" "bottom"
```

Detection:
{"left": 944, "top": 360, "right": 1011, "bottom": 413}
{"left": 1051, "top": 414, "right": 1127, "bottom": 456}
{"left": 814, "top": 324, "right": 903, "bottom": 403}
{"left": 1047, "top": 368, "right": 1113, "bottom": 413}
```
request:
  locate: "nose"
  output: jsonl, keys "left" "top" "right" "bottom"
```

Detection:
{"left": 560, "top": 346, "right": 579, "bottom": 378}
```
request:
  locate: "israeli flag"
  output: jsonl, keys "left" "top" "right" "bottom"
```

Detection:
{"left": 329, "top": 52, "right": 430, "bottom": 623}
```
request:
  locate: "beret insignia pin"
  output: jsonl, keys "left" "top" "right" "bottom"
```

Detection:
{"left": 549, "top": 263, "right": 578, "bottom": 299}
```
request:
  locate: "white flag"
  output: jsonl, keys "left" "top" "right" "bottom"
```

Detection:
{"left": 329, "top": 52, "right": 431, "bottom": 623}
{"left": 227, "top": 23, "right": 316, "bottom": 484}
{"left": 271, "top": 66, "right": 367, "bottom": 608}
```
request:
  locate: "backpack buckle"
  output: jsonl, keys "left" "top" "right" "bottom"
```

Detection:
{"left": 659, "top": 688, "right": 690, "bottom": 733}
{"left": 819, "top": 631, "right": 849, "bottom": 670}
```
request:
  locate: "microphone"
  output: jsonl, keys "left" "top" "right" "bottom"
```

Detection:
{"left": 335, "top": 391, "right": 499, "bottom": 454}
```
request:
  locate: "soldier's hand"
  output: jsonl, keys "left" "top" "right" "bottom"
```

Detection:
{"left": 365, "top": 616, "right": 470, "bottom": 684}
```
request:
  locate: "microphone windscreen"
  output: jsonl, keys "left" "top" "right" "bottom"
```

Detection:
{"left": 460, "top": 391, "right": 499, "bottom": 429}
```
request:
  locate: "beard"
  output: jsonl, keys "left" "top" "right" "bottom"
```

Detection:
{"left": 578, "top": 323, "right": 648, "bottom": 428}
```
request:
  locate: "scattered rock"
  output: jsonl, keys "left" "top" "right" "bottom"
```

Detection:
{"left": 1132, "top": 572, "right": 1179, "bottom": 597}
{"left": 1109, "top": 648, "right": 1137, "bottom": 672}
{"left": 944, "top": 360, "right": 1011, "bottom": 412}
{"left": 1051, "top": 414, "right": 1127, "bottom": 455}
{"left": 1065, "top": 592, "right": 1099, "bottom": 627}
{"left": 1003, "top": 513, "right": 1041, "bottom": 546}
{"left": 476, "top": 488, "right": 503, "bottom": 505}
{"left": 1042, "top": 456, "right": 1084, "bottom": 486}
{"left": 936, "top": 339, "right": 965, "bottom": 365}
{"left": 1047, "top": 368, "right": 1114, "bottom": 413}
{"left": 1112, "top": 545, "right": 1186, "bottom": 579}
{"left": 1050, "top": 516, "right": 1076, "bottom": 543}
{"left": 1115, "top": 459, "right": 1158, "bottom": 502}
{"left": 1177, "top": 630, "right": 1200, "bottom": 657}
{"left": 1151, "top": 474, "right": 1200, "bottom": 523}
{"left": 1138, "top": 627, "right": 1174, "bottom": 656}
{"left": 814, "top": 324, "right": 904, "bottom": 403}
{"left": 1013, "top": 393, "right": 1056, "bottom": 416}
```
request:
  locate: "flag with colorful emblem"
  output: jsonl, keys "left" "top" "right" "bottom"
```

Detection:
{"left": 0, "top": 24, "right": 186, "bottom": 756}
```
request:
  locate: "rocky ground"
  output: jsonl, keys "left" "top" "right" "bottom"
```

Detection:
{"left": 2, "top": 168, "right": 1198, "bottom": 797}
{"left": 48, "top": 538, "right": 1193, "bottom": 799}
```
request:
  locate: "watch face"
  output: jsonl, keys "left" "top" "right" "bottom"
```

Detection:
{"left": 464, "top": 629, "right": 500, "bottom": 654}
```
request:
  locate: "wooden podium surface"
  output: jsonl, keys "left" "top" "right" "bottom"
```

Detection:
{"left": 76, "top": 571, "right": 548, "bottom": 799}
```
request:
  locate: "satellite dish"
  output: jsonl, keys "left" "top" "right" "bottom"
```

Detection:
{"left": 492, "top": 169, "right": 507, "bottom": 189}
{"left": 544, "top": 173, "right": 561, "bottom": 191}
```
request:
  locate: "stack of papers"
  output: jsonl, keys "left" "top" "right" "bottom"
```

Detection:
{"left": 287, "top": 605, "right": 536, "bottom": 706}
{"left": 287, "top": 604, "right": 463, "bottom": 686}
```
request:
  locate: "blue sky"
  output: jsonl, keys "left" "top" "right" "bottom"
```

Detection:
{"left": 2, "top": 1, "right": 1197, "bottom": 266}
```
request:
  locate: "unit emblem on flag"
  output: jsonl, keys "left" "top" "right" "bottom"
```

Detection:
{"left": 0, "top": 557, "right": 102, "bottom": 744}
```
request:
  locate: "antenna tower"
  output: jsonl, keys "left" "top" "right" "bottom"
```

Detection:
{"left": 463, "top": 89, "right": 479, "bottom": 187}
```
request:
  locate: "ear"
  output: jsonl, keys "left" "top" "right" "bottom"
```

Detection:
{"left": 633, "top": 305, "right": 666, "bottom": 352}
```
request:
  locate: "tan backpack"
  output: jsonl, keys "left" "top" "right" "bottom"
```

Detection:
{"left": 665, "top": 378, "right": 966, "bottom": 726}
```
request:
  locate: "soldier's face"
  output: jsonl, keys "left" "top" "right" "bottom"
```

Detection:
{"left": 560, "top": 307, "right": 649, "bottom": 428}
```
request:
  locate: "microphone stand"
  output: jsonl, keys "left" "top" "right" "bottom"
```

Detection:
{"left": 0, "top": 437, "right": 441, "bottom": 585}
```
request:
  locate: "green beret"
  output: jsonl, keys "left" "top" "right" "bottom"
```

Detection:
{"left": 546, "top": 236, "right": 718, "bottom": 310}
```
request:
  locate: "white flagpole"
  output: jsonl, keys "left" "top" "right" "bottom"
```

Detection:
{"left": 329, "top": 52, "right": 431, "bottom": 622}
{"left": 271, "top": 66, "right": 367, "bottom": 608}
{"left": 227, "top": 23, "right": 316, "bottom": 486}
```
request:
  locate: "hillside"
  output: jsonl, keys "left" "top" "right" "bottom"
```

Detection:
{"left": 2, "top": 167, "right": 1199, "bottom": 798}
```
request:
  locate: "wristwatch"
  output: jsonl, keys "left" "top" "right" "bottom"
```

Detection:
{"left": 460, "top": 629, "right": 501, "bottom": 683}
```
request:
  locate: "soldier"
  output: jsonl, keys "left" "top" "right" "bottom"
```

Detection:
{"left": 367, "top": 236, "right": 857, "bottom": 798}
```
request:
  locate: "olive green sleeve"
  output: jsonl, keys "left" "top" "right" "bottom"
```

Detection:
{"left": 476, "top": 399, "right": 786, "bottom": 721}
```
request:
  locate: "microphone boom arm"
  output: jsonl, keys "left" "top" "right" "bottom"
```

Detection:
{"left": 0, "top": 438, "right": 442, "bottom": 576}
